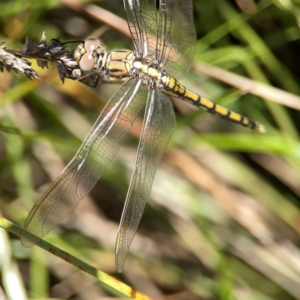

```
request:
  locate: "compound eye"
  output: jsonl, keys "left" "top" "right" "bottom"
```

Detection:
{"left": 84, "top": 38, "right": 100, "bottom": 52}
{"left": 79, "top": 52, "right": 94, "bottom": 74}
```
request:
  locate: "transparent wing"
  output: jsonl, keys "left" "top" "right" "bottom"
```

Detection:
{"left": 123, "top": 0, "right": 147, "bottom": 55}
{"left": 115, "top": 89, "right": 176, "bottom": 272}
{"left": 123, "top": 0, "right": 196, "bottom": 78}
{"left": 21, "top": 78, "right": 146, "bottom": 247}
{"left": 155, "top": 0, "right": 196, "bottom": 78}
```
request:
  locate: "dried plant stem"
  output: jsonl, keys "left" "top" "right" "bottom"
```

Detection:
{"left": 0, "top": 217, "right": 152, "bottom": 300}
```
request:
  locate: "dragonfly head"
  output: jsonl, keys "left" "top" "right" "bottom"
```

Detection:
{"left": 74, "top": 38, "right": 105, "bottom": 74}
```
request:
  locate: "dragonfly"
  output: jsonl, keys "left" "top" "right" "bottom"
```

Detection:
{"left": 21, "top": 0, "right": 265, "bottom": 272}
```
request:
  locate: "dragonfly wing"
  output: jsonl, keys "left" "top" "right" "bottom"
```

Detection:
{"left": 123, "top": 0, "right": 196, "bottom": 78}
{"left": 115, "top": 89, "right": 176, "bottom": 272}
{"left": 123, "top": 0, "right": 147, "bottom": 55}
{"left": 155, "top": 0, "right": 196, "bottom": 78}
{"left": 22, "top": 78, "right": 145, "bottom": 247}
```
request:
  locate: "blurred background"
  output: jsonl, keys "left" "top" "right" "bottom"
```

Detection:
{"left": 1, "top": 0, "right": 300, "bottom": 299}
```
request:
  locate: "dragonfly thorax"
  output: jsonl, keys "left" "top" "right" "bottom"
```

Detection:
{"left": 74, "top": 38, "right": 106, "bottom": 74}
{"left": 131, "top": 59, "right": 164, "bottom": 87}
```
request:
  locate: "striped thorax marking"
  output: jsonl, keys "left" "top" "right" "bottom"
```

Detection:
{"left": 104, "top": 50, "right": 135, "bottom": 81}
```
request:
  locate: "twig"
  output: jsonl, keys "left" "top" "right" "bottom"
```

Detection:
{"left": 0, "top": 217, "right": 152, "bottom": 300}
{"left": 1, "top": 32, "right": 99, "bottom": 87}
{"left": 0, "top": 43, "right": 39, "bottom": 81}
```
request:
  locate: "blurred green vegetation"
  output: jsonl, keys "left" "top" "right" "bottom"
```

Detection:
{"left": 1, "top": 0, "right": 300, "bottom": 299}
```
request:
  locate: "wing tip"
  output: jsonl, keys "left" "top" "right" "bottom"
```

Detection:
{"left": 115, "top": 232, "right": 127, "bottom": 273}
{"left": 115, "top": 251, "right": 126, "bottom": 273}
{"left": 21, "top": 228, "right": 41, "bottom": 248}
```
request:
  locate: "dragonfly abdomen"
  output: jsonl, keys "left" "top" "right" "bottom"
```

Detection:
{"left": 160, "top": 74, "right": 265, "bottom": 133}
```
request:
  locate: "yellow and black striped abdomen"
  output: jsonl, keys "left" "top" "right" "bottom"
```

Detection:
{"left": 160, "top": 75, "right": 265, "bottom": 133}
